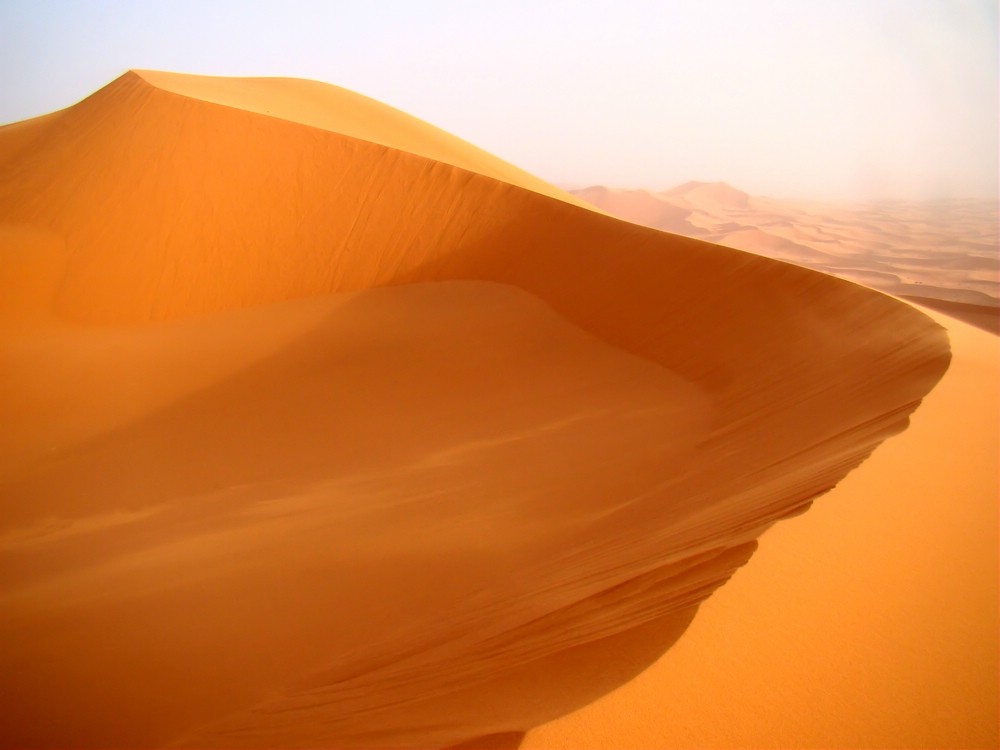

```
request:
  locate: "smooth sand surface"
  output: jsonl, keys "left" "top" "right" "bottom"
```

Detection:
{"left": 0, "top": 72, "right": 965, "bottom": 748}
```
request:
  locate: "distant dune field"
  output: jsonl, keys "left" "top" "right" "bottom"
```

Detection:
{"left": 0, "top": 72, "right": 993, "bottom": 749}
{"left": 573, "top": 183, "right": 999, "bottom": 333}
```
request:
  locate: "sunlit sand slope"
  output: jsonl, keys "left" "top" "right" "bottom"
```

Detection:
{"left": 0, "top": 71, "right": 949, "bottom": 748}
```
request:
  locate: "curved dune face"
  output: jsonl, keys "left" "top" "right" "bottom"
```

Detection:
{"left": 0, "top": 72, "right": 949, "bottom": 748}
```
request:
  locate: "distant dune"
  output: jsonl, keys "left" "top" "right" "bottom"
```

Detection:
{"left": 0, "top": 72, "right": 991, "bottom": 749}
{"left": 572, "top": 182, "right": 999, "bottom": 333}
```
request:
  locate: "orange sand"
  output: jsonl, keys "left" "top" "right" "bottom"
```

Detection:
{"left": 525, "top": 311, "right": 999, "bottom": 748}
{"left": 0, "top": 72, "right": 976, "bottom": 748}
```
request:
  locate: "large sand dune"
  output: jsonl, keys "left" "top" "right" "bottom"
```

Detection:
{"left": 0, "top": 71, "right": 970, "bottom": 748}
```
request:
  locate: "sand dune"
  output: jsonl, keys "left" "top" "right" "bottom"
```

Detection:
{"left": 0, "top": 72, "right": 965, "bottom": 748}
{"left": 525, "top": 311, "right": 999, "bottom": 749}
{"left": 573, "top": 182, "right": 999, "bottom": 332}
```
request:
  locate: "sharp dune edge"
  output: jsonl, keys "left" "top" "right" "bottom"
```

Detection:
{"left": 0, "top": 71, "right": 986, "bottom": 748}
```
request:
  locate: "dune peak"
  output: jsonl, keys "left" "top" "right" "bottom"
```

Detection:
{"left": 662, "top": 180, "right": 751, "bottom": 207}
{"left": 113, "top": 69, "right": 594, "bottom": 211}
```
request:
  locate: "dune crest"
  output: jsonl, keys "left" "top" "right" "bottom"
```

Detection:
{"left": 133, "top": 69, "right": 597, "bottom": 211}
{"left": 0, "top": 72, "right": 950, "bottom": 748}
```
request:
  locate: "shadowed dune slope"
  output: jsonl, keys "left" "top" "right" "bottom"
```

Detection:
{"left": 0, "top": 72, "right": 950, "bottom": 748}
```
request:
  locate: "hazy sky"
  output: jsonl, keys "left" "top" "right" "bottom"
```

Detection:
{"left": 2, "top": 0, "right": 996, "bottom": 200}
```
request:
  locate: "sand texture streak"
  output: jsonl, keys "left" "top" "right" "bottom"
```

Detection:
{"left": 0, "top": 72, "right": 960, "bottom": 748}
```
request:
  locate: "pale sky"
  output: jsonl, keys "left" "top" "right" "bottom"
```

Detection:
{"left": 1, "top": 0, "right": 997, "bottom": 200}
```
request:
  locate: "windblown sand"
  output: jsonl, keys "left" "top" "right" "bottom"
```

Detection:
{"left": 1, "top": 71, "right": 989, "bottom": 749}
